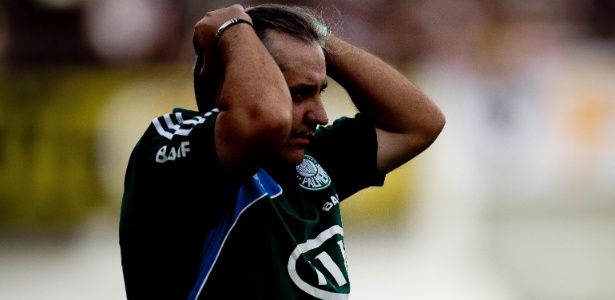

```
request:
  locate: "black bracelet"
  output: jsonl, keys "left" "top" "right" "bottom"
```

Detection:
{"left": 215, "top": 18, "right": 253, "bottom": 42}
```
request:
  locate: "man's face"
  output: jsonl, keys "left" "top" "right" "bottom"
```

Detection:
{"left": 266, "top": 31, "right": 329, "bottom": 166}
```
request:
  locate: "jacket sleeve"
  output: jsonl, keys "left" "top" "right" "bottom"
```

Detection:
{"left": 309, "top": 113, "right": 385, "bottom": 201}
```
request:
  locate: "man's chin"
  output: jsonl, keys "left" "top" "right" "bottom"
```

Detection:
{"left": 277, "top": 149, "right": 305, "bottom": 166}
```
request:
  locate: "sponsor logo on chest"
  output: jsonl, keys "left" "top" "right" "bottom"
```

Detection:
{"left": 287, "top": 225, "right": 349, "bottom": 299}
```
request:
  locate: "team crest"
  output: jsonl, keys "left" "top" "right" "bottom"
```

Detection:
{"left": 296, "top": 155, "right": 331, "bottom": 191}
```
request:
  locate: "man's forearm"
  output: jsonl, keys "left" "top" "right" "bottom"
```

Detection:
{"left": 217, "top": 23, "right": 292, "bottom": 122}
{"left": 325, "top": 35, "right": 445, "bottom": 173}
{"left": 194, "top": 5, "right": 292, "bottom": 176}
{"left": 216, "top": 24, "right": 293, "bottom": 175}
{"left": 325, "top": 35, "right": 442, "bottom": 135}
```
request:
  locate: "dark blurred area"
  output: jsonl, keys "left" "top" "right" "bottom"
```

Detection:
{"left": 2, "top": 0, "right": 611, "bottom": 69}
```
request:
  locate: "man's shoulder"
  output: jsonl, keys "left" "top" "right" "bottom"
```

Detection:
{"left": 146, "top": 108, "right": 219, "bottom": 140}
{"left": 171, "top": 107, "right": 199, "bottom": 117}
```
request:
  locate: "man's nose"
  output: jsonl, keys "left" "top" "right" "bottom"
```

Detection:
{"left": 306, "top": 98, "right": 329, "bottom": 125}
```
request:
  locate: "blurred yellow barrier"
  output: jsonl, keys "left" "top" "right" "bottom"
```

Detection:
{"left": 0, "top": 65, "right": 416, "bottom": 232}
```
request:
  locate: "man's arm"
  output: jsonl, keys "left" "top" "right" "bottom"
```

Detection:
{"left": 325, "top": 35, "right": 445, "bottom": 176}
{"left": 193, "top": 5, "right": 292, "bottom": 177}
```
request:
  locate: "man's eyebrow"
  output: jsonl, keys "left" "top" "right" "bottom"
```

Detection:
{"left": 289, "top": 82, "right": 327, "bottom": 93}
{"left": 289, "top": 83, "right": 316, "bottom": 92}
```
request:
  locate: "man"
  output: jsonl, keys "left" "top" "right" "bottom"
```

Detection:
{"left": 120, "top": 3, "right": 445, "bottom": 299}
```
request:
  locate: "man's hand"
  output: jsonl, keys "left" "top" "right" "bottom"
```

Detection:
{"left": 193, "top": 5, "right": 253, "bottom": 80}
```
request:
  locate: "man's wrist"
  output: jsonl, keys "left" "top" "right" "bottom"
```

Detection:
{"left": 215, "top": 18, "right": 253, "bottom": 43}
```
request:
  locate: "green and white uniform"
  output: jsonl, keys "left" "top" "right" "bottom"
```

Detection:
{"left": 120, "top": 108, "right": 384, "bottom": 299}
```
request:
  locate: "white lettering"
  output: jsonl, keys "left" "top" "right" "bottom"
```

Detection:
{"left": 155, "top": 146, "right": 168, "bottom": 163}
{"left": 168, "top": 147, "right": 177, "bottom": 161}
{"left": 322, "top": 194, "right": 340, "bottom": 212}
{"left": 315, "top": 252, "right": 347, "bottom": 286}
{"left": 287, "top": 225, "right": 348, "bottom": 299}
{"left": 181, "top": 141, "right": 190, "bottom": 157}
{"left": 155, "top": 142, "right": 191, "bottom": 163}
{"left": 316, "top": 172, "right": 329, "bottom": 185}
{"left": 314, "top": 266, "right": 327, "bottom": 285}
{"left": 331, "top": 195, "right": 339, "bottom": 205}
{"left": 337, "top": 240, "right": 348, "bottom": 270}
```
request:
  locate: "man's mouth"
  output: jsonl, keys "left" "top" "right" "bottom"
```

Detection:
{"left": 292, "top": 132, "right": 314, "bottom": 146}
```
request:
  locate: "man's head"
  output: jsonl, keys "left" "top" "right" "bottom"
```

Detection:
{"left": 266, "top": 29, "right": 329, "bottom": 165}
{"left": 194, "top": 4, "right": 330, "bottom": 165}
{"left": 193, "top": 4, "right": 327, "bottom": 113}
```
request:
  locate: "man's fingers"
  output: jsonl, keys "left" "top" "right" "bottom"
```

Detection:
{"left": 193, "top": 33, "right": 202, "bottom": 54}
{"left": 193, "top": 4, "right": 251, "bottom": 54}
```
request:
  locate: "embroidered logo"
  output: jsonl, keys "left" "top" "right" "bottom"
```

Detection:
{"left": 296, "top": 155, "right": 331, "bottom": 191}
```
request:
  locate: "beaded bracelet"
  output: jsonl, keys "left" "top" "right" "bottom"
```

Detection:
{"left": 215, "top": 18, "right": 253, "bottom": 42}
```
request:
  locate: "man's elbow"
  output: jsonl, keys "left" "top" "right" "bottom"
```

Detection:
{"left": 420, "top": 107, "right": 446, "bottom": 147}
{"left": 431, "top": 109, "right": 446, "bottom": 139}
{"left": 253, "top": 105, "right": 293, "bottom": 148}
{"left": 263, "top": 114, "right": 293, "bottom": 147}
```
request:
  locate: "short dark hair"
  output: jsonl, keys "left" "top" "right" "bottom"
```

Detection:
{"left": 193, "top": 4, "right": 326, "bottom": 113}
{"left": 246, "top": 4, "right": 324, "bottom": 47}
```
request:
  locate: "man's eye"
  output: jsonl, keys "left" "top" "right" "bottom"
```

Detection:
{"left": 291, "top": 89, "right": 309, "bottom": 100}
{"left": 291, "top": 93, "right": 306, "bottom": 103}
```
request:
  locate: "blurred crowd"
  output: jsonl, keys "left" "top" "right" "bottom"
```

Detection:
{"left": 0, "top": 0, "right": 613, "bottom": 68}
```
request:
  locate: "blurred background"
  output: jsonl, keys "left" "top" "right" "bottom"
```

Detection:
{"left": 1, "top": 0, "right": 614, "bottom": 299}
